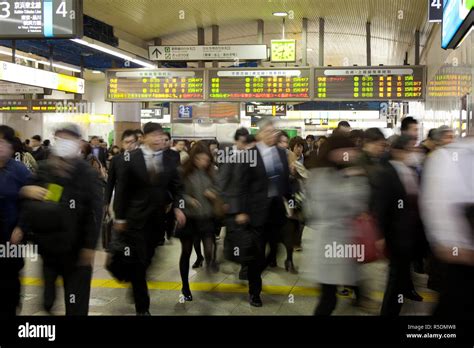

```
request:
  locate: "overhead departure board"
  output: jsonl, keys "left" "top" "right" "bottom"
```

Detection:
{"left": 106, "top": 69, "right": 205, "bottom": 102}
{"left": 0, "top": 0, "right": 83, "bottom": 39}
{"left": 314, "top": 66, "right": 425, "bottom": 101}
{"left": 208, "top": 68, "right": 311, "bottom": 101}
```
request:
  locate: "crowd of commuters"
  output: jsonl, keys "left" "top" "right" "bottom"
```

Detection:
{"left": 0, "top": 118, "right": 472, "bottom": 317}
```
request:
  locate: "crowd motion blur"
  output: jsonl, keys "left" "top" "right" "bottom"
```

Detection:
{"left": 0, "top": 117, "right": 472, "bottom": 317}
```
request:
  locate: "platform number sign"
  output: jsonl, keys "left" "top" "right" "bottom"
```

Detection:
{"left": 428, "top": 0, "right": 443, "bottom": 22}
{"left": 178, "top": 105, "right": 193, "bottom": 119}
{"left": 0, "top": 0, "right": 83, "bottom": 39}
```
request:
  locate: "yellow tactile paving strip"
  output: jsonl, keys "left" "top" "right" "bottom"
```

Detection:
{"left": 20, "top": 277, "right": 438, "bottom": 302}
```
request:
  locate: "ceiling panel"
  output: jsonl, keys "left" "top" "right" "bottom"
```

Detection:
{"left": 84, "top": 0, "right": 429, "bottom": 66}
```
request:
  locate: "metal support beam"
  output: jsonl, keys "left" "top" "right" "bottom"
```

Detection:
{"left": 11, "top": 40, "right": 16, "bottom": 63}
{"left": 197, "top": 27, "right": 205, "bottom": 68}
{"left": 212, "top": 25, "right": 219, "bottom": 67}
{"left": 257, "top": 19, "right": 264, "bottom": 44}
{"left": 366, "top": 22, "right": 371, "bottom": 66}
{"left": 415, "top": 30, "right": 420, "bottom": 65}
{"left": 49, "top": 45, "right": 54, "bottom": 72}
{"left": 302, "top": 18, "right": 308, "bottom": 66}
{"left": 318, "top": 18, "right": 325, "bottom": 67}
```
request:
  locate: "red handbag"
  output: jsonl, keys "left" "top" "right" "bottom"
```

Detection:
{"left": 352, "top": 213, "right": 384, "bottom": 263}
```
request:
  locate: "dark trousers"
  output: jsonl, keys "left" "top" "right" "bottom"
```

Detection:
{"left": 247, "top": 222, "right": 278, "bottom": 296}
{"left": 434, "top": 263, "right": 474, "bottom": 318}
{"left": 380, "top": 258, "right": 415, "bottom": 316}
{"left": 42, "top": 254, "right": 92, "bottom": 316}
{"left": 314, "top": 284, "right": 338, "bottom": 316}
{"left": 128, "top": 214, "right": 162, "bottom": 313}
{"left": 0, "top": 257, "right": 23, "bottom": 317}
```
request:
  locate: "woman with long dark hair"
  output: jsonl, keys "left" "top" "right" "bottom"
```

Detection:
{"left": 175, "top": 141, "right": 219, "bottom": 301}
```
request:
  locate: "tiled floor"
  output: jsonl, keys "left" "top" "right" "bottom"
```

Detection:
{"left": 18, "top": 229, "right": 438, "bottom": 316}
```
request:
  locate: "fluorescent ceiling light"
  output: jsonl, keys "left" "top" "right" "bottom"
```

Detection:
{"left": 307, "top": 48, "right": 313, "bottom": 51}
{"left": 71, "top": 38, "right": 156, "bottom": 68}
{"left": 92, "top": 70, "right": 102, "bottom": 74}
{"left": 273, "top": 12, "right": 288, "bottom": 17}
{"left": 0, "top": 46, "right": 81, "bottom": 73}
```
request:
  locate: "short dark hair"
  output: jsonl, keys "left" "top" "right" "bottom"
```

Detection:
{"left": 289, "top": 136, "right": 305, "bottom": 151}
{"left": 363, "top": 128, "right": 385, "bottom": 143}
{"left": 121, "top": 129, "right": 138, "bottom": 141}
{"left": 134, "top": 129, "right": 144, "bottom": 136}
{"left": 174, "top": 139, "right": 186, "bottom": 146}
{"left": 401, "top": 116, "right": 418, "bottom": 131}
{"left": 164, "top": 132, "right": 171, "bottom": 140}
{"left": 306, "top": 135, "right": 315, "bottom": 141}
{"left": 209, "top": 139, "right": 219, "bottom": 146}
{"left": 0, "top": 125, "right": 15, "bottom": 146}
{"left": 32, "top": 135, "right": 41, "bottom": 142}
{"left": 337, "top": 121, "right": 351, "bottom": 128}
{"left": 279, "top": 130, "right": 289, "bottom": 140}
{"left": 43, "top": 139, "right": 50, "bottom": 146}
{"left": 90, "top": 136, "right": 99, "bottom": 141}
{"left": 427, "top": 128, "right": 437, "bottom": 140}
{"left": 391, "top": 134, "right": 415, "bottom": 150}
{"left": 143, "top": 122, "right": 163, "bottom": 135}
{"left": 234, "top": 127, "right": 249, "bottom": 141}
{"left": 25, "top": 139, "right": 30, "bottom": 145}
{"left": 246, "top": 134, "right": 256, "bottom": 143}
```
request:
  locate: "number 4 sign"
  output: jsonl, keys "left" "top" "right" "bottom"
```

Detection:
{"left": 428, "top": 0, "right": 443, "bottom": 22}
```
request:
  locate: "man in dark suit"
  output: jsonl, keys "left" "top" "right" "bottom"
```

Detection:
{"left": 30, "top": 135, "right": 49, "bottom": 161}
{"left": 217, "top": 128, "right": 250, "bottom": 279}
{"left": 375, "top": 135, "right": 425, "bottom": 316}
{"left": 90, "top": 136, "right": 108, "bottom": 167}
{"left": 113, "top": 122, "right": 185, "bottom": 315}
{"left": 162, "top": 132, "right": 180, "bottom": 243}
{"left": 105, "top": 130, "right": 138, "bottom": 206}
{"left": 235, "top": 120, "right": 290, "bottom": 307}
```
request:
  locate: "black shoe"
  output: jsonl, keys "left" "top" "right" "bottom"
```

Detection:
{"left": 249, "top": 295, "right": 263, "bottom": 307}
{"left": 404, "top": 290, "right": 423, "bottom": 302}
{"left": 266, "top": 258, "right": 277, "bottom": 268}
{"left": 192, "top": 257, "right": 204, "bottom": 269}
{"left": 136, "top": 311, "right": 151, "bottom": 316}
{"left": 182, "top": 289, "right": 193, "bottom": 302}
{"left": 284, "top": 260, "right": 298, "bottom": 274}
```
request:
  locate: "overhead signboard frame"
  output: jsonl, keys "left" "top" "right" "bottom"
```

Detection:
{"left": 0, "top": 0, "right": 84, "bottom": 39}
{"left": 148, "top": 44, "right": 268, "bottom": 61}
{"left": 105, "top": 68, "right": 206, "bottom": 102}
{"left": 313, "top": 65, "right": 426, "bottom": 101}
{"left": 206, "top": 67, "right": 313, "bottom": 102}
{"left": 441, "top": 0, "right": 473, "bottom": 49}
{"left": 0, "top": 61, "right": 85, "bottom": 94}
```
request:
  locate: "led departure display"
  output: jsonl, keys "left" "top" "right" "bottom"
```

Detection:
{"left": 207, "top": 68, "right": 311, "bottom": 101}
{"left": 106, "top": 69, "right": 205, "bottom": 102}
{"left": 314, "top": 66, "right": 425, "bottom": 101}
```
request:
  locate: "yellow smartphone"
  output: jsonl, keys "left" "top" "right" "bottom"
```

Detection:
{"left": 44, "top": 183, "right": 64, "bottom": 203}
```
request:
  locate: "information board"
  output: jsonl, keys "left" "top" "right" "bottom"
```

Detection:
{"left": 106, "top": 69, "right": 205, "bottom": 102}
{"left": 0, "top": 99, "right": 29, "bottom": 112}
{"left": 0, "top": 0, "right": 83, "bottom": 39}
{"left": 208, "top": 68, "right": 311, "bottom": 101}
{"left": 245, "top": 102, "right": 287, "bottom": 116}
{"left": 314, "top": 66, "right": 425, "bottom": 101}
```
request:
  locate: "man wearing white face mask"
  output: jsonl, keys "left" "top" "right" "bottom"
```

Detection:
{"left": 20, "top": 123, "right": 103, "bottom": 315}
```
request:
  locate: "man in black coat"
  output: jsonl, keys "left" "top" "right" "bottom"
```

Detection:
{"left": 105, "top": 130, "right": 138, "bottom": 206}
{"left": 90, "top": 136, "right": 108, "bottom": 167}
{"left": 20, "top": 123, "right": 103, "bottom": 315}
{"left": 374, "top": 135, "right": 425, "bottom": 316}
{"left": 113, "top": 122, "right": 185, "bottom": 315}
{"left": 235, "top": 120, "right": 290, "bottom": 307}
{"left": 30, "top": 135, "right": 49, "bottom": 161}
